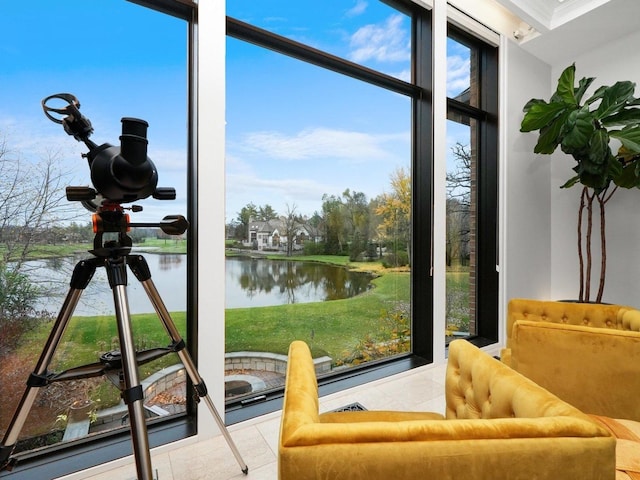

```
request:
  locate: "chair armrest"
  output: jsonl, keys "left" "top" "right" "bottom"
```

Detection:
{"left": 319, "top": 410, "right": 444, "bottom": 423}
{"left": 283, "top": 416, "right": 608, "bottom": 447}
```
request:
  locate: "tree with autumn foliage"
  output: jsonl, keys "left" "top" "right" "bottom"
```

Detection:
{"left": 375, "top": 167, "right": 411, "bottom": 267}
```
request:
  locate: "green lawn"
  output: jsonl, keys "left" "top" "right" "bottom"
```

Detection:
{"left": 19, "top": 312, "right": 187, "bottom": 375}
{"left": 19, "top": 270, "right": 408, "bottom": 370}
{"left": 446, "top": 270, "right": 471, "bottom": 333}
{"left": 225, "top": 271, "right": 409, "bottom": 360}
{"left": 136, "top": 238, "right": 187, "bottom": 254}
{"left": 11, "top": 263, "right": 470, "bottom": 413}
{"left": 4, "top": 238, "right": 187, "bottom": 261}
{"left": 17, "top": 262, "right": 467, "bottom": 371}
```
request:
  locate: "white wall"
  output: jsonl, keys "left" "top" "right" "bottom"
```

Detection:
{"left": 549, "top": 29, "right": 640, "bottom": 306}
{"left": 196, "top": 0, "right": 227, "bottom": 437}
{"left": 503, "top": 41, "right": 553, "bottom": 308}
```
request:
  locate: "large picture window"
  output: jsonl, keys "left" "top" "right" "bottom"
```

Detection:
{"left": 225, "top": 1, "right": 498, "bottom": 421}
{"left": 0, "top": 1, "right": 194, "bottom": 477}
{"left": 445, "top": 27, "right": 499, "bottom": 344}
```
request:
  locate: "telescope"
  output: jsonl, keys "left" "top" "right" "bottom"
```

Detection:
{"left": 42, "top": 93, "right": 175, "bottom": 211}
{"left": 0, "top": 95, "right": 248, "bottom": 479}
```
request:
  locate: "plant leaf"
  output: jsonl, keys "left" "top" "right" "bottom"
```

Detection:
{"left": 579, "top": 171, "right": 610, "bottom": 191}
{"left": 595, "top": 81, "right": 636, "bottom": 119}
{"left": 610, "top": 126, "right": 640, "bottom": 153}
{"left": 585, "top": 85, "right": 608, "bottom": 105}
{"left": 521, "top": 101, "right": 570, "bottom": 132}
{"left": 586, "top": 129, "right": 611, "bottom": 168}
{"left": 575, "top": 76, "right": 596, "bottom": 104}
{"left": 561, "top": 108, "right": 595, "bottom": 153}
{"left": 601, "top": 108, "right": 640, "bottom": 126}
{"left": 534, "top": 110, "right": 570, "bottom": 154}
{"left": 612, "top": 161, "right": 639, "bottom": 188}
{"left": 523, "top": 98, "right": 545, "bottom": 113}
{"left": 554, "top": 64, "right": 577, "bottom": 104}
{"left": 560, "top": 175, "right": 581, "bottom": 189}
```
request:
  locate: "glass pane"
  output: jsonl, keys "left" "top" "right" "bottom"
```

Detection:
{"left": 1, "top": 0, "right": 188, "bottom": 455}
{"left": 225, "top": 35, "right": 411, "bottom": 403}
{"left": 445, "top": 118, "right": 477, "bottom": 342}
{"left": 227, "top": 0, "right": 411, "bottom": 81}
{"left": 447, "top": 35, "right": 478, "bottom": 107}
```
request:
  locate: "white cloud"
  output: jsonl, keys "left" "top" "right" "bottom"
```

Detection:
{"left": 237, "top": 127, "right": 407, "bottom": 163}
{"left": 345, "top": 0, "right": 368, "bottom": 17}
{"left": 225, "top": 172, "right": 331, "bottom": 220}
{"left": 349, "top": 14, "right": 410, "bottom": 64}
{"left": 447, "top": 55, "right": 470, "bottom": 98}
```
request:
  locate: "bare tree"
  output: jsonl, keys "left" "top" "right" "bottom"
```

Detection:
{"left": 283, "top": 204, "right": 303, "bottom": 257}
{"left": 0, "top": 133, "right": 79, "bottom": 353}
{"left": 446, "top": 142, "right": 471, "bottom": 208}
{"left": 446, "top": 143, "right": 471, "bottom": 267}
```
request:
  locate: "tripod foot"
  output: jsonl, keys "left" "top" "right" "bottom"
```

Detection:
{"left": 242, "top": 466, "right": 249, "bottom": 475}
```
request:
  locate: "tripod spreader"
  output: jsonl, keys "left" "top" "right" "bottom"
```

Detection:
{"left": 25, "top": 342, "right": 184, "bottom": 387}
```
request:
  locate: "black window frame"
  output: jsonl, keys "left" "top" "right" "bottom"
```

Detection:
{"left": 224, "top": 3, "right": 499, "bottom": 425}
{"left": 1, "top": 1, "right": 199, "bottom": 478}
{"left": 225, "top": 1, "right": 437, "bottom": 424}
{"left": 446, "top": 24, "right": 499, "bottom": 347}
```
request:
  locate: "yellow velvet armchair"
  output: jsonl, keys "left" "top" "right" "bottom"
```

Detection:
{"left": 278, "top": 339, "right": 615, "bottom": 480}
{"left": 502, "top": 298, "right": 640, "bottom": 421}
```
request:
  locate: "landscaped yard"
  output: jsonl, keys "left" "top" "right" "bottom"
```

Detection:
{"left": 15, "top": 262, "right": 467, "bottom": 368}
{"left": 2, "top": 256, "right": 469, "bottom": 443}
{"left": 225, "top": 271, "right": 410, "bottom": 360}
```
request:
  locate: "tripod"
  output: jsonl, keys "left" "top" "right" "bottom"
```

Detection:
{"left": 0, "top": 213, "right": 248, "bottom": 479}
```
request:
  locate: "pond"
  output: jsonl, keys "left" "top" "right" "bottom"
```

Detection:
{"left": 26, "top": 252, "right": 188, "bottom": 316}
{"left": 24, "top": 254, "right": 373, "bottom": 315}
{"left": 225, "top": 256, "right": 373, "bottom": 308}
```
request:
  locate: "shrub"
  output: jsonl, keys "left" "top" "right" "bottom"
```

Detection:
{"left": 381, "top": 251, "right": 409, "bottom": 268}
{"left": 303, "top": 241, "right": 325, "bottom": 255}
{"left": 0, "top": 263, "right": 41, "bottom": 356}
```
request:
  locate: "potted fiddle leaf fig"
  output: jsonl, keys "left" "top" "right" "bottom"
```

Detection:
{"left": 521, "top": 63, "right": 640, "bottom": 303}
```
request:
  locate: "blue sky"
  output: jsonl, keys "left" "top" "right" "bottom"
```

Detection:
{"left": 1, "top": 1, "right": 470, "bottom": 226}
{"left": 226, "top": 0, "right": 471, "bottom": 222}
{"left": 0, "top": 1, "right": 188, "bottom": 223}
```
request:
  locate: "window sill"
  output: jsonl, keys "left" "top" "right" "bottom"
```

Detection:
{"left": 225, "top": 354, "right": 430, "bottom": 425}
{"left": 1, "top": 416, "right": 196, "bottom": 480}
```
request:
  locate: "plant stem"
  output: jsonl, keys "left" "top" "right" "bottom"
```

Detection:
{"left": 578, "top": 187, "right": 587, "bottom": 302}
{"left": 596, "top": 192, "right": 606, "bottom": 303}
{"left": 585, "top": 189, "right": 595, "bottom": 303}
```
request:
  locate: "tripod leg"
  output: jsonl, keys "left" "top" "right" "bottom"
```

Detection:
{"left": 128, "top": 255, "right": 249, "bottom": 475}
{"left": 1, "top": 259, "right": 96, "bottom": 471}
{"left": 106, "top": 258, "right": 154, "bottom": 480}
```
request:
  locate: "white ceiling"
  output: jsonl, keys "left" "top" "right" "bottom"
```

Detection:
{"left": 493, "top": 0, "right": 640, "bottom": 65}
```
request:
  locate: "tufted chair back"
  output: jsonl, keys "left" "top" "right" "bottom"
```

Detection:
{"left": 446, "top": 338, "right": 591, "bottom": 421}
{"left": 506, "top": 298, "right": 636, "bottom": 349}
{"left": 503, "top": 298, "right": 640, "bottom": 421}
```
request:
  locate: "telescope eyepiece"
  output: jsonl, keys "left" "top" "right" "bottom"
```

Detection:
{"left": 120, "top": 118, "right": 149, "bottom": 166}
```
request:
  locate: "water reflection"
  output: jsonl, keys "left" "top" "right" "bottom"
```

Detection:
{"left": 157, "top": 254, "right": 184, "bottom": 271}
{"left": 25, "top": 253, "right": 186, "bottom": 316}
{"left": 25, "top": 254, "right": 372, "bottom": 315}
{"left": 226, "top": 256, "right": 372, "bottom": 309}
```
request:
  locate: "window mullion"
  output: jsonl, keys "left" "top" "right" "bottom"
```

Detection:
{"left": 411, "top": 9, "right": 434, "bottom": 361}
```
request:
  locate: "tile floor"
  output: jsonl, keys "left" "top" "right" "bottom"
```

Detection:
{"left": 57, "top": 355, "right": 476, "bottom": 480}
